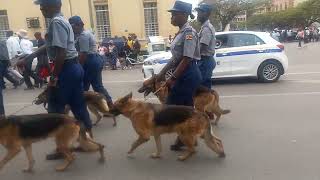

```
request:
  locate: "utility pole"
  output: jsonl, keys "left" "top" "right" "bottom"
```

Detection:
{"left": 68, "top": 0, "right": 73, "bottom": 16}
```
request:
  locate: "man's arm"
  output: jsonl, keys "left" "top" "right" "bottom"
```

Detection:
{"left": 52, "top": 47, "right": 66, "bottom": 77}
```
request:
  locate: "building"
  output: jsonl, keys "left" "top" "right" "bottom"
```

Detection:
{"left": 0, "top": 0, "right": 177, "bottom": 41}
{"left": 272, "top": 0, "right": 308, "bottom": 11}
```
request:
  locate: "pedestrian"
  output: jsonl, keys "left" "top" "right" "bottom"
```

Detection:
{"left": 143, "top": 0, "right": 202, "bottom": 151}
{"left": 131, "top": 34, "right": 141, "bottom": 61}
{"left": 106, "top": 40, "right": 118, "bottom": 70}
{"left": 34, "top": 32, "right": 49, "bottom": 87}
{"left": 0, "top": 39, "right": 10, "bottom": 116}
{"left": 68, "top": 15, "right": 114, "bottom": 108}
{"left": 29, "top": 0, "right": 93, "bottom": 160}
{"left": 297, "top": 28, "right": 304, "bottom": 48}
{"left": 166, "top": 35, "right": 173, "bottom": 51}
{"left": 195, "top": 3, "right": 216, "bottom": 89}
{"left": 17, "top": 29, "right": 40, "bottom": 90}
{"left": 5, "top": 31, "right": 24, "bottom": 88}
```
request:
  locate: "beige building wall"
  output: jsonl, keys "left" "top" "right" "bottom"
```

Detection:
{"left": 0, "top": 0, "right": 177, "bottom": 41}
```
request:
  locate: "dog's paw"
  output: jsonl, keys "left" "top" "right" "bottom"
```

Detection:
{"left": 22, "top": 168, "right": 34, "bottom": 173}
{"left": 99, "top": 157, "right": 106, "bottom": 163}
{"left": 177, "top": 155, "right": 188, "bottom": 161}
{"left": 127, "top": 153, "right": 135, "bottom": 159}
{"left": 150, "top": 153, "right": 161, "bottom": 159}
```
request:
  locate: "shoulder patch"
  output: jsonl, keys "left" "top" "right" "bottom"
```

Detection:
{"left": 186, "top": 34, "right": 193, "bottom": 40}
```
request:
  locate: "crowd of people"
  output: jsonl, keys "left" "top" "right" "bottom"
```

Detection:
{"left": 270, "top": 26, "right": 320, "bottom": 47}
{"left": 98, "top": 33, "right": 141, "bottom": 70}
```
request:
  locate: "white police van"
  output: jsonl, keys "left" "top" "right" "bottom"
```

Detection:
{"left": 142, "top": 31, "right": 289, "bottom": 83}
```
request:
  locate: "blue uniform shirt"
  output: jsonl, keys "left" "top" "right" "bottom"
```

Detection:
{"left": 75, "top": 30, "right": 97, "bottom": 54}
{"left": 46, "top": 13, "right": 78, "bottom": 60}
{"left": 199, "top": 20, "right": 216, "bottom": 56}
{"left": 170, "top": 22, "right": 200, "bottom": 67}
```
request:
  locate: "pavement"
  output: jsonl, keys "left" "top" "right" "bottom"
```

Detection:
{"left": 1, "top": 42, "right": 320, "bottom": 180}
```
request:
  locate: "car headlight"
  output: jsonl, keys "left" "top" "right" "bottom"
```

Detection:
{"left": 144, "top": 61, "right": 154, "bottom": 65}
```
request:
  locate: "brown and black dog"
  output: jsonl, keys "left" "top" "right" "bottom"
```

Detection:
{"left": 138, "top": 79, "right": 230, "bottom": 125}
{"left": 34, "top": 89, "right": 117, "bottom": 126}
{"left": 0, "top": 114, "right": 105, "bottom": 172}
{"left": 110, "top": 93, "right": 225, "bottom": 161}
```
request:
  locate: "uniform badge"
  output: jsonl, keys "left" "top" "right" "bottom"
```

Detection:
{"left": 186, "top": 34, "right": 193, "bottom": 40}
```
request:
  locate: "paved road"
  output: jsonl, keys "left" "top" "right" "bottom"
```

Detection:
{"left": 1, "top": 42, "right": 320, "bottom": 180}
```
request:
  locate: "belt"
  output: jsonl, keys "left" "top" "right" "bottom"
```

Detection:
{"left": 64, "top": 58, "right": 78, "bottom": 64}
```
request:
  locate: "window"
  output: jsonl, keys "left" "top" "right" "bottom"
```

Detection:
{"left": 95, "top": 5, "right": 111, "bottom": 41}
{"left": 0, "top": 10, "right": 9, "bottom": 40}
{"left": 216, "top": 35, "right": 231, "bottom": 49}
{"left": 144, "top": 1, "right": 159, "bottom": 37}
{"left": 26, "top": 17, "right": 41, "bottom": 28}
{"left": 229, "top": 34, "right": 265, "bottom": 47}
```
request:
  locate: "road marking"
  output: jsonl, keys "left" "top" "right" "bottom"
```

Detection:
{"left": 5, "top": 91, "right": 320, "bottom": 107}
{"left": 286, "top": 72, "right": 320, "bottom": 75}
{"left": 101, "top": 72, "right": 320, "bottom": 84}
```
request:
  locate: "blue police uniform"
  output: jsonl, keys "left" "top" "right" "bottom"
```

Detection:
{"left": 0, "top": 40, "right": 10, "bottom": 115}
{"left": 166, "top": 2, "right": 202, "bottom": 106}
{"left": 69, "top": 16, "right": 113, "bottom": 104}
{"left": 44, "top": 12, "right": 92, "bottom": 129}
{"left": 196, "top": 3, "right": 216, "bottom": 89}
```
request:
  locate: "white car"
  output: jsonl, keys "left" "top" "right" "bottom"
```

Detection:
{"left": 142, "top": 31, "right": 289, "bottom": 83}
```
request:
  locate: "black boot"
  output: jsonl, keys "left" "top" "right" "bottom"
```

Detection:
{"left": 170, "top": 138, "right": 185, "bottom": 151}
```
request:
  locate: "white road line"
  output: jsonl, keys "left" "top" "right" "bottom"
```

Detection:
{"left": 101, "top": 72, "right": 320, "bottom": 84}
{"left": 286, "top": 72, "right": 320, "bottom": 75}
{"left": 7, "top": 91, "right": 320, "bottom": 107}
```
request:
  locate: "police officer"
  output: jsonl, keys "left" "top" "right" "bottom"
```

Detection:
{"left": 32, "top": 0, "right": 92, "bottom": 159}
{"left": 68, "top": 16, "right": 114, "bottom": 108}
{"left": 0, "top": 39, "right": 10, "bottom": 116}
{"left": 195, "top": 3, "right": 216, "bottom": 89}
{"left": 143, "top": 1, "right": 202, "bottom": 151}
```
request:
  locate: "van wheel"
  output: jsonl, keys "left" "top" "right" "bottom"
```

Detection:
{"left": 258, "top": 61, "right": 281, "bottom": 83}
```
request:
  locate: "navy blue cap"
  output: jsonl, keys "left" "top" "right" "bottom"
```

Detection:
{"left": 69, "top": 16, "right": 84, "bottom": 25}
{"left": 34, "top": 0, "right": 61, "bottom": 5}
{"left": 195, "top": 3, "right": 213, "bottom": 12}
{"left": 168, "top": 1, "right": 193, "bottom": 15}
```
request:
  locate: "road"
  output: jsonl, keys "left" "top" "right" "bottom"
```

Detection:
{"left": 1, "top": 42, "right": 320, "bottom": 180}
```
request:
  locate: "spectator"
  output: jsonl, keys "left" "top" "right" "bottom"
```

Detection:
{"left": 34, "top": 32, "right": 49, "bottom": 87}
{"left": 132, "top": 34, "right": 141, "bottom": 60}
{"left": 17, "top": 29, "right": 40, "bottom": 90}
{"left": 106, "top": 40, "right": 118, "bottom": 70}
{"left": 297, "top": 28, "right": 304, "bottom": 48}
{"left": 5, "top": 31, "right": 23, "bottom": 88}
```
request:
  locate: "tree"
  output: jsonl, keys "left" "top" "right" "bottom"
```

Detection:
{"left": 201, "top": 0, "right": 271, "bottom": 30}
{"left": 247, "top": 0, "right": 320, "bottom": 30}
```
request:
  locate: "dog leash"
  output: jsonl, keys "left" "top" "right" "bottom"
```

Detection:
{"left": 10, "top": 102, "right": 35, "bottom": 116}
{"left": 144, "top": 86, "right": 164, "bottom": 102}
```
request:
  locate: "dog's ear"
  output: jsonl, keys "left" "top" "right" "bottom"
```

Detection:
{"left": 122, "top": 92, "right": 133, "bottom": 102}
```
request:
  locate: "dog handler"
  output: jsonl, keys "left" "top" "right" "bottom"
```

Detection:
{"left": 68, "top": 16, "right": 114, "bottom": 108}
{"left": 143, "top": 1, "right": 202, "bottom": 151}
{"left": 32, "top": 0, "right": 93, "bottom": 159}
{"left": 195, "top": 3, "right": 216, "bottom": 89}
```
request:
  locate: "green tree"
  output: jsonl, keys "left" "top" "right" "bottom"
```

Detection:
{"left": 201, "top": 0, "right": 271, "bottom": 30}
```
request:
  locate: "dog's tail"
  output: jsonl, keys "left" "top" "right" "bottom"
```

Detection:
{"left": 96, "top": 98, "right": 110, "bottom": 114}
{"left": 210, "top": 89, "right": 231, "bottom": 115}
{"left": 203, "top": 121, "right": 226, "bottom": 157}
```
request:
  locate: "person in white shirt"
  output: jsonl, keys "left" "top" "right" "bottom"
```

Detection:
{"left": 6, "top": 31, "right": 21, "bottom": 60}
{"left": 16, "top": 29, "right": 40, "bottom": 90}
{"left": 17, "top": 29, "right": 33, "bottom": 55}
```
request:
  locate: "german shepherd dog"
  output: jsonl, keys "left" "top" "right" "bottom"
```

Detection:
{"left": 34, "top": 88, "right": 117, "bottom": 126}
{"left": 0, "top": 114, "right": 105, "bottom": 172}
{"left": 138, "top": 79, "right": 230, "bottom": 125}
{"left": 110, "top": 93, "right": 225, "bottom": 161}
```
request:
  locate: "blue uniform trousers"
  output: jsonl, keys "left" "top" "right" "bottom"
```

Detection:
{"left": 166, "top": 61, "right": 202, "bottom": 106}
{"left": 0, "top": 61, "right": 7, "bottom": 115}
{"left": 198, "top": 56, "right": 216, "bottom": 89}
{"left": 48, "top": 58, "right": 92, "bottom": 129}
{"left": 83, "top": 54, "right": 113, "bottom": 103}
